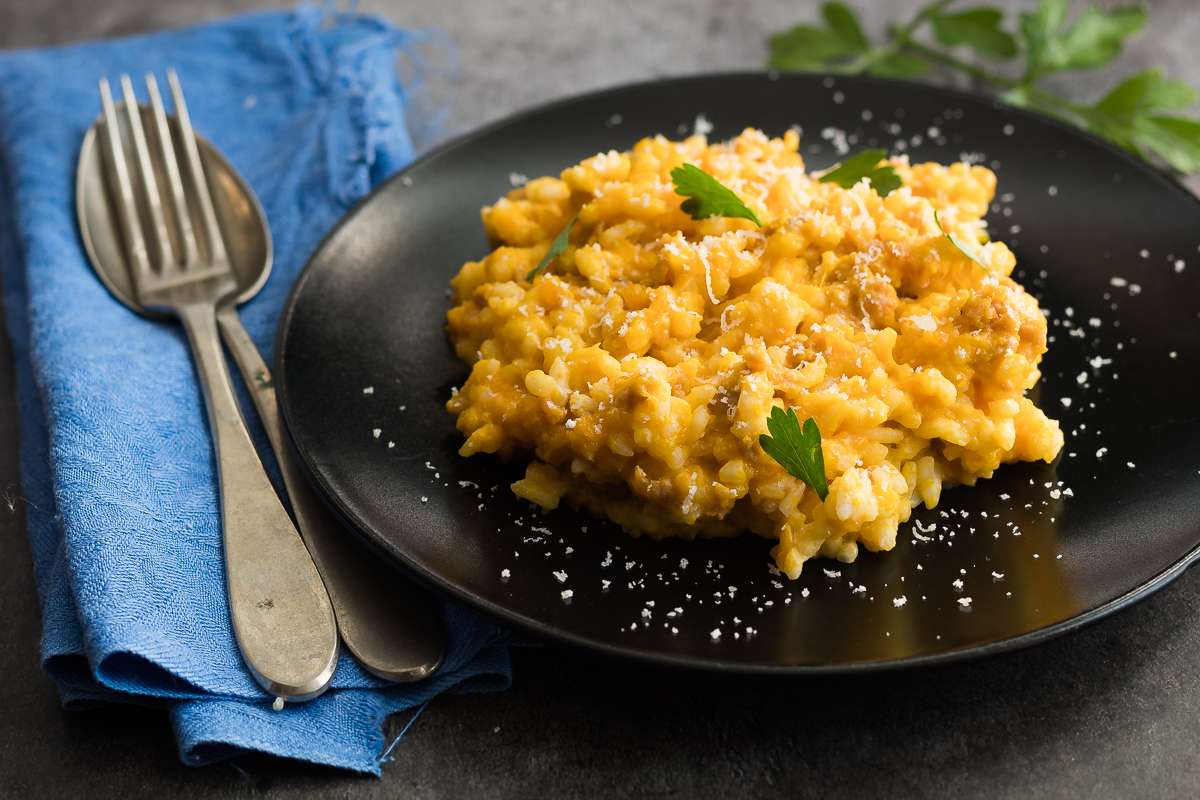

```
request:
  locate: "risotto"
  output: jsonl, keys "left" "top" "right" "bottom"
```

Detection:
{"left": 445, "top": 129, "right": 1063, "bottom": 579}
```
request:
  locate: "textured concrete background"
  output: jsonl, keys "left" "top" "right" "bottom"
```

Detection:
{"left": 4, "top": 0, "right": 1199, "bottom": 142}
{"left": 3, "top": 1, "right": 1200, "bottom": 798}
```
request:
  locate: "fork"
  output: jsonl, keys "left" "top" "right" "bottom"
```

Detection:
{"left": 98, "top": 71, "right": 338, "bottom": 701}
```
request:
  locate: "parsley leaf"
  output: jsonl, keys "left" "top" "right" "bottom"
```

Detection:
{"left": 767, "top": 2, "right": 869, "bottom": 73}
{"left": 817, "top": 149, "right": 903, "bottom": 197}
{"left": 934, "top": 210, "right": 989, "bottom": 275}
{"left": 931, "top": 8, "right": 1017, "bottom": 60}
{"left": 867, "top": 53, "right": 931, "bottom": 80}
{"left": 526, "top": 214, "right": 578, "bottom": 281}
{"left": 766, "top": 3, "right": 1200, "bottom": 177}
{"left": 821, "top": 1, "right": 870, "bottom": 53}
{"left": 767, "top": 2, "right": 928, "bottom": 79}
{"left": 759, "top": 407, "right": 829, "bottom": 501}
{"left": 1020, "top": 0, "right": 1144, "bottom": 83}
{"left": 670, "top": 164, "right": 763, "bottom": 226}
{"left": 1094, "top": 68, "right": 1195, "bottom": 116}
{"left": 1083, "top": 69, "right": 1200, "bottom": 173}
{"left": 1127, "top": 116, "right": 1200, "bottom": 174}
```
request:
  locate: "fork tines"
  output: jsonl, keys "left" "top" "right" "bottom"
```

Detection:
{"left": 98, "top": 69, "right": 229, "bottom": 296}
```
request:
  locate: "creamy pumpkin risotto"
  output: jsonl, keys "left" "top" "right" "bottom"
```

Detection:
{"left": 445, "top": 129, "right": 1063, "bottom": 579}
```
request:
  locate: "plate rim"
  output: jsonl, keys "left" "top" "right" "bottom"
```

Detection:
{"left": 277, "top": 70, "right": 1200, "bottom": 674}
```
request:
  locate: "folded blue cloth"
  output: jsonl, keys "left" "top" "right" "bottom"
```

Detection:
{"left": 0, "top": 5, "right": 513, "bottom": 774}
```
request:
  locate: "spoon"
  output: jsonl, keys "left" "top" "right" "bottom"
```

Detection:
{"left": 77, "top": 102, "right": 446, "bottom": 682}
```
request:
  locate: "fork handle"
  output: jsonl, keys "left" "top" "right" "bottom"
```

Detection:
{"left": 177, "top": 302, "right": 339, "bottom": 700}
{"left": 215, "top": 305, "right": 446, "bottom": 681}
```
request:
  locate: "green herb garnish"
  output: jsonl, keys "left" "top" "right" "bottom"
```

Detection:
{"left": 1083, "top": 69, "right": 1200, "bottom": 173}
{"left": 526, "top": 214, "right": 578, "bottom": 281}
{"left": 669, "top": 164, "right": 763, "bottom": 226}
{"left": 817, "top": 149, "right": 902, "bottom": 196}
{"left": 767, "top": 2, "right": 1200, "bottom": 175}
{"left": 759, "top": 407, "right": 829, "bottom": 501}
{"left": 934, "top": 209, "right": 989, "bottom": 274}
{"left": 767, "top": 2, "right": 928, "bottom": 78}
{"left": 931, "top": 7, "right": 1017, "bottom": 60}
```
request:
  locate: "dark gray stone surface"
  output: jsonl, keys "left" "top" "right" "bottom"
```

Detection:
{"left": 3, "top": 2, "right": 1200, "bottom": 797}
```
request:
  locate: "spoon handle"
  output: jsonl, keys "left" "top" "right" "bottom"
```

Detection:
{"left": 177, "top": 302, "right": 339, "bottom": 700}
{"left": 216, "top": 305, "right": 446, "bottom": 681}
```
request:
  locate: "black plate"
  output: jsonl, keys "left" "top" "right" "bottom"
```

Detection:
{"left": 276, "top": 73, "right": 1200, "bottom": 673}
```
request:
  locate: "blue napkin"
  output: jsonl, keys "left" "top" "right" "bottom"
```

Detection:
{"left": 0, "top": 5, "right": 514, "bottom": 774}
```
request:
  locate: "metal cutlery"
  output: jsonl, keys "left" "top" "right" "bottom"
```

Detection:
{"left": 214, "top": 307, "right": 446, "bottom": 682}
{"left": 80, "top": 70, "right": 446, "bottom": 685}
{"left": 93, "top": 71, "right": 338, "bottom": 700}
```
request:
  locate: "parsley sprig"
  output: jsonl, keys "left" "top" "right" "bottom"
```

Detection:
{"left": 526, "top": 214, "right": 578, "bottom": 281}
{"left": 670, "top": 164, "right": 763, "bottom": 226}
{"left": 818, "top": 149, "right": 903, "bottom": 196}
{"left": 759, "top": 407, "right": 829, "bottom": 501}
{"left": 933, "top": 209, "right": 990, "bottom": 274}
{"left": 768, "top": 1, "right": 1200, "bottom": 174}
